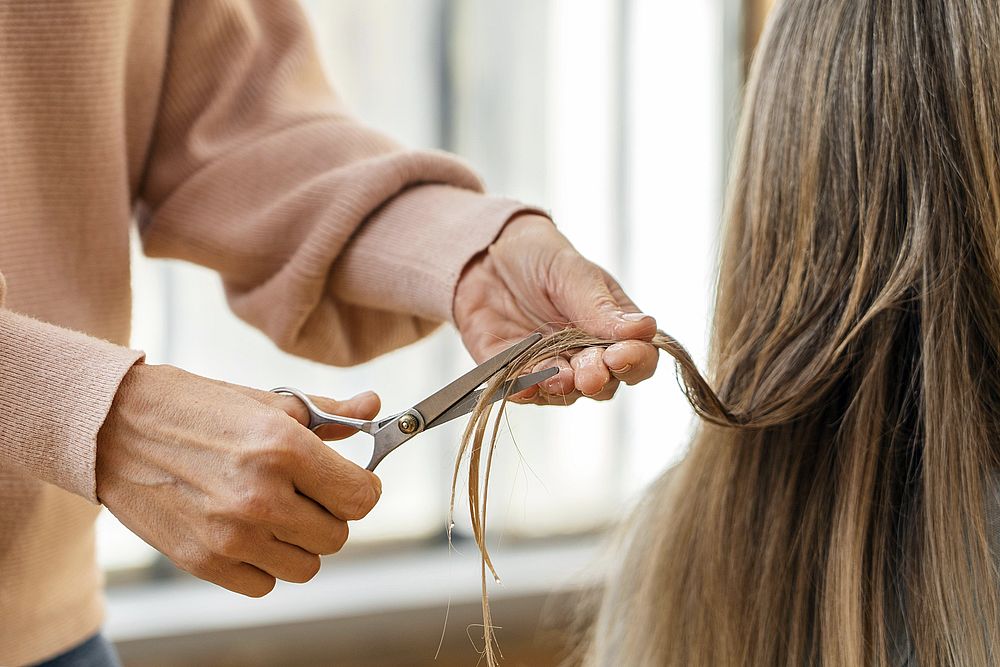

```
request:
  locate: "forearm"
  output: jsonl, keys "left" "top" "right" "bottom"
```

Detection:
{"left": 138, "top": 0, "right": 547, "bottom": 365}
{"left": 329, "top": 185, "right": 548, "bottom": 326}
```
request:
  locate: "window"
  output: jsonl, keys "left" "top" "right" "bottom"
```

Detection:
{"left": 99, "top": 0, "right": 732, "bottom": 588}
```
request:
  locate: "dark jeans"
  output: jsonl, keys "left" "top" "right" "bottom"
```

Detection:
{"left": 32, "top": 634, "right": 122, "bottom": 667}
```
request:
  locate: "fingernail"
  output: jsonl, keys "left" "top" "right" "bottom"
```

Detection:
{"left": 620, "top": 312, "right": 649, "bottom": 322}
{"left": 352, "top": 391, "right": 377, "bottom": 401}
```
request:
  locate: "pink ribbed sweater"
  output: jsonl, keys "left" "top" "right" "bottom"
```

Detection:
{"left": 0, "top": 2, "right": 539, "bottom": 664}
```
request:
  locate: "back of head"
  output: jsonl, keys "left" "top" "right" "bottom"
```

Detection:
{"left": 587, "top": 1, "right": 1000, "bottom": 664}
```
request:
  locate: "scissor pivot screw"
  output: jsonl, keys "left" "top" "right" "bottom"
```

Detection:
{"left": 398, "top": 414, "right": 419, "bottom": 434}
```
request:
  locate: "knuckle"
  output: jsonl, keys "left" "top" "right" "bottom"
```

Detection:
{"left": 211, "top": 524, "right": 251, "bottom": 558}
{"left": 322, "top": 521, "right": 350, "bottom": 555}
{"left": 178, "top": 548, "right": 220, "bottom": 579}
{"left": 254, "top": 411, "right": 289, "bottom": 443}
{"left": 229, "top": 488, "right": 276, "bottom": 522}
{"left": 287, "top": 556, "right": 322, "bottom": 584}
{"left": 274, "top": 394, "right": 309, "bottom": 423}
{"left": 250, "top": 425, "right": 302, "bottom": 472}
{"left": 235, "top": 418, "right": 295, "bottom": 472}
{"left": 342, "top": 480, "right": 380, "bottom": 520}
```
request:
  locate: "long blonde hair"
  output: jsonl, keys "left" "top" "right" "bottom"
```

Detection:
{"left": 581, "top": 0, "right": 1000, "bottom": 663}
{"left": 457, "top": 1, "right": 1000, "bottom": 663}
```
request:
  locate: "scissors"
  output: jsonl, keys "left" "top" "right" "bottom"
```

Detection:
{"left": 272, "top": 333, "right": 557, "bottom": 471}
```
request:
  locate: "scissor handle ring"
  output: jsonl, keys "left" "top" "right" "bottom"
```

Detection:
{"left": 270, "top": 387, "right": 373, "bottom": 432}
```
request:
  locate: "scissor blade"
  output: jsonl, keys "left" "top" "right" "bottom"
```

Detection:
{"left": 425, "top": 367, "right": 558, "bottom": 429}
{"left": 409, "top": 333, "right": 543, "bottom": 426}
{"left": 365, "top": 333, "right": 545, "bottom": 472}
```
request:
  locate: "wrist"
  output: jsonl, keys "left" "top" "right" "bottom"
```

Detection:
{"left": 96, "top": 362, "right": 143, "bottom": 502}
{"left": 453, "top": 214, "right": 553, "bottom": 325}
{"left": 96, "top": 363, "right": 160, "bottom": 478}
{"left": 453, "top": 247, "right": 495, "bottom": 332}
{"left": 99, "top": 362, "right": 147, "bottom": 430}
{"left": 492, "top": 213, "right": 555, "bottom": 249}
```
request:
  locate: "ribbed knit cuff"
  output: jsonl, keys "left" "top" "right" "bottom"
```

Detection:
{"left": 0, "top": 310, "right": 144, "bottom": 502}
{"left": 331, "top": 184, "right": 550, "bottom": 323}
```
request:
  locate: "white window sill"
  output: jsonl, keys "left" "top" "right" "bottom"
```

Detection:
{"left": 106, "top": 535, "right": 604, "bottom": 661}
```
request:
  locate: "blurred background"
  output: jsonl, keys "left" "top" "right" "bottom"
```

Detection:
{"left": 104, "top": 0, "right": 772, "bottom": 664}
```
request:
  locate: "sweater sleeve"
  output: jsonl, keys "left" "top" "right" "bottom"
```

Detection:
{"left": 0, "top": 276, "right": 144, "bottom": 502}
{"left": 137, "top": 0, "right": 546, "bottom": 366}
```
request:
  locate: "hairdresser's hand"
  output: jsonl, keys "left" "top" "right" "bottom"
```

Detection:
{"left": 95, "top": 363, "right": 382, "bottom": 597}
{"left": 454, "top": 214, "right": 658, "bottom": 405}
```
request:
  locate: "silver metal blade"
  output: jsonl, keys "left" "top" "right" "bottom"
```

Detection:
{"left": 365, "top": 334, "right": 546, "bottom": 471}
{"left": 408, "top": 333, "right": 543, "bottom": 426}
{"left": 425, "top": 366, "right": 559, "bottom": 429}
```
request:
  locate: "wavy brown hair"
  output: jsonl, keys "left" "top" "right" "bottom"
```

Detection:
{"left": 459, "top": 1, "right": 1000, "bottom": 664}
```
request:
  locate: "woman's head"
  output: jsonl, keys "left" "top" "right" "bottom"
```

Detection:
{"left": 585, "top": 1, "right": 1000, "bottom": 664}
